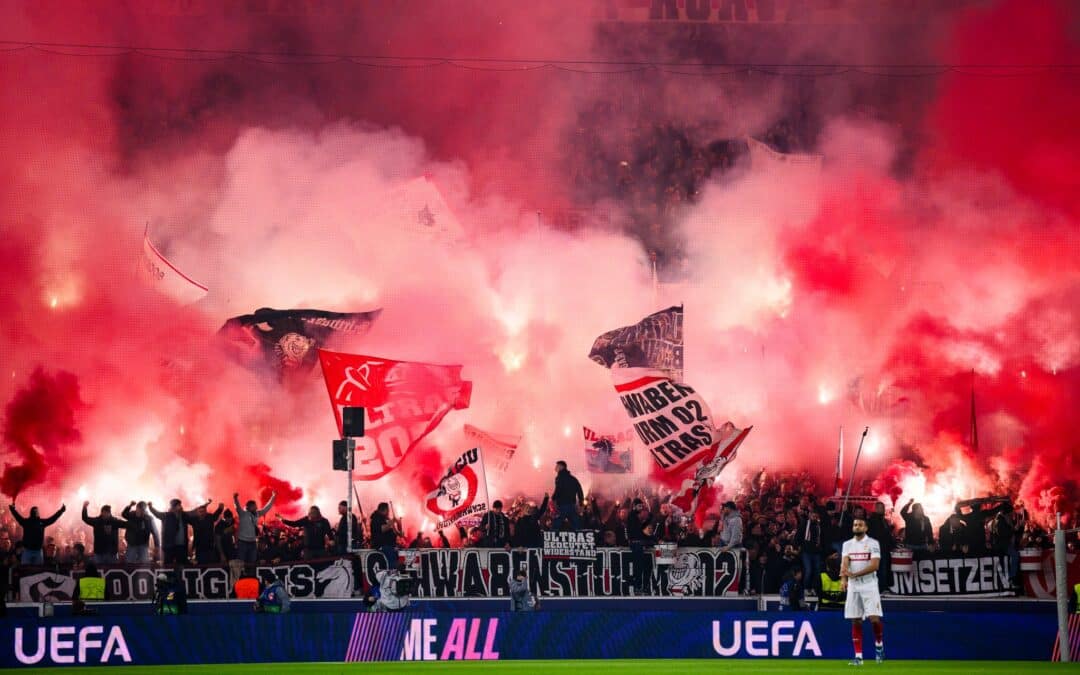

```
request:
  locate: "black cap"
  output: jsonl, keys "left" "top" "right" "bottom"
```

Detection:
{"left": 723, "top": 501, "right": 737, "bottom": 511}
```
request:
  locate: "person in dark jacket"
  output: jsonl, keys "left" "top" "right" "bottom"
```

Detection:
{"left": 779, "top": 567, "right": 805, "bottom": 611}
{"left": 900, "top": 499, "right": 934, "bottom": 551}
{"left": 370, "top": 503, "right": 399, "bottom": 567}
{"left": 81, "top": 502, "right": 127, "bottom": 565}
{"left": 191, "top": 502, "right": 224, "bottom": 564}
{"left": 867, "top": 502, "right": 894, "bottom": 591}
{"left": 990, "top": 505, "right": 1019, "bottom": 587}
{"left": 215, "top": 510, "right": 238, "bottom": 562}
{"left": 335, "top": 501, "right": 360, "bottom": 555}
{"left": 511, "top": 495, "right": 548, "bottom": 548}
{"left": 121, "top": 501, "right": 159, "bottom": 563}
{"left": 149, "top": 499, "right": 205, "bottom": 565}
{"left": 279, "top": 506, "right": 332, "bottom": 559}
{"left": 796, "top": 509, "right": 823, "bottom": 592}
{"left": 625, "top": 498, "right": 653, "bottom": 595}
{"left": 9, "top": 502, "right": 65, "bottom": 566}
{"left": 480, "top": 501, "right": 511, "bottom": 548}
{"left": 551, "top": 461, "right": 584, "bottom": 531}
{"left": 938, "top": 514, "right": 969, "bottom": 554}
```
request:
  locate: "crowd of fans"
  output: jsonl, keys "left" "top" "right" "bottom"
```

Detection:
{"left": 0, "top": 462, "right": 1068, "bottom": 602}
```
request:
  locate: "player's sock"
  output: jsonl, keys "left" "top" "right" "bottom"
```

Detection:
{"left": 852, "top": 622, "right": 863, "bottom": 660}
{"left": 872, "top": 620, "right": 883, "bottom": 647}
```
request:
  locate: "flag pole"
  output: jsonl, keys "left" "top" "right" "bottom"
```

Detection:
{"left": 650, "top": 251, "right": 659, "bottom": 309}
{"left": 346, "top": 444, "right": 354, "bottom": 553}
{"left": 834, "top": 426, "right": 844, "bottom": 497}
{"left": 840, "top": 427, "right": 869, "bottom": 524}
{"left": 970, "top": 369, "right": 979, "bottom": 451}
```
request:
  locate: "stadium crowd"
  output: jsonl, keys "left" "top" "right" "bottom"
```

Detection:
{"left": 0, "top": 463, "right": 1069, "bottom": 605}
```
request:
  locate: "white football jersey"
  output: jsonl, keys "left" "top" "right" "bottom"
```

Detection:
{"left": 842, "top": 535, "right": 881, "bottom": 588}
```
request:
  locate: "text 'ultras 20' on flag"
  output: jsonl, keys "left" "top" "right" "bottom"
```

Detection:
{"left": 318, "top": 350, "right": 472, "bottom": 480}
{"left": 139, "top": 232, "right": 208, "bottom": 305}
{"left": 583, "top": 427, "right": 634, "bottom": 474}
{"left": 588, "top": 305, "right": 683, "bottom": 382}
{"left": 220, "top": 308, "right": 380, "bottom": 373}
{"left": 424, "top": 446, "right": 491, "bottom": 531}
{"left": 463, "top": 425, "right": 519, "bottom": 476}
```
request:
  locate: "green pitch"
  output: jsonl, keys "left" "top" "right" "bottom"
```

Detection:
{"left": 13, "top": 661, "right": 1076, "bottom": 675}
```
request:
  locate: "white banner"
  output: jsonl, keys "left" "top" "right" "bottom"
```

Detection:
{"left": 424, "top": 446, "right": 491, "bottom": 531}
{"left": 746, "top": 137, "right": 823, "bottom": 181}
{"left": 613, "top": 369, "right": 723, "bottom": 473}
{"left": 463, "top": 425, "right": 519, "bottom": 476}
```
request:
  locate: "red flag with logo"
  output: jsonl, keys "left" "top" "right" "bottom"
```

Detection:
{"left": 317, "top": 349, "right": 472, "bottom": 480}
{"left": 668, "top": 421, "right": 753, "bottom": 517}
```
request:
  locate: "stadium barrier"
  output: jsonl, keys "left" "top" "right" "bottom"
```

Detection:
{"left": 0, "top": 609, "right": 1058, "bottom": 666}
{"left": 17, "top": 548, "right": 1018, "bottom": 602}
{"left": 16, "top": 547, "right": 743, "bottom": 601}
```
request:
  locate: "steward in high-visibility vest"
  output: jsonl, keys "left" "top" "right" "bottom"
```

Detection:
{"left": 77, "top": 575, "right": 106, "bottom": 600}
{"left": 1073, "top": 583, "right": 1080, "bottom": 614}
{"left": 820, "top": 572, "right": 846, "bottom": 608}
{"left": 76, "top": 562, "right": 106, "bottom": 602}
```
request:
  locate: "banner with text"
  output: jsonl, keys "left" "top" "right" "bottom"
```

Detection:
{"left": 543, "top": 531, "right": 598, "bottom": 560}
{"left": 425, "top": 446, "right": 491, "bottom": 531}
{"left": 887, "top": 554, "right": 1013, "bottom": 596}
{"left": 16, "top": 548, "right": 741, "bottom": 602}
{"left": 583, "top": 427, "right": 634, "bottom": 474}
{"left": 0, "top": 610, "right": 1059, "bottom": 668}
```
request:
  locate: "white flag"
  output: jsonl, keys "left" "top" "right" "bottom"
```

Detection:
{"left": 139, "top": 233, "right": 208, "bottom": 305}
{"left": 424, "top": 446, "right": 490, "bottom": 531}
{"left": 746, "top": 137, "right": 823, "bottom": 181}
{"left": 464, "top": 424, "right": 519, "bottom": 476}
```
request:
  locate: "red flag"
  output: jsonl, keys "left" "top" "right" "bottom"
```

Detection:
{"left": 317, "top": 349, "right": 471, "bottom": 480}
{"left": 669, "top": 423, "right": 752, "bottom": 519}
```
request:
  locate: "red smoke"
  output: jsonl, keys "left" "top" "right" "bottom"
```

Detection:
{"left": 0, "top": 1, "right": 1078, "bottom": 537}
{"left": 246, "top": 463, "right": 304, "bottom": 515}
{"left": 1, "top": 369, "right": 85, "bottom": 498}
{"left": 932, "top": 0, "right": 1080, "bottom": 219}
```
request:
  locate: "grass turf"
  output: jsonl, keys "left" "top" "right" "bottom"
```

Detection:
{"left": 14, "top": 661, "right": 1076, "bottom": 675}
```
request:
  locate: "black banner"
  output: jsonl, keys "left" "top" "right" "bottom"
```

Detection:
{"left": 18, "top": 548, "right": 741, "bottom": 601}
{"left": 543, "top": 531, "right": 598, "bottom": 560}
{"left": 218, "top": 307, "right": 380, "bottom": 372}
{"left": 589, "top": 305, "right": 683, "bottom": 380}
{"left": 887, "top": 554, "right": 1012, "bottom": 596}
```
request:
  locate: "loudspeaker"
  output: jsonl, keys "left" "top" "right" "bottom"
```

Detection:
{"left": 332, "top": 438, "right": 355, "bottom": 471}
{"left": 342, "top": 406, "right": 365, "bottom": 437}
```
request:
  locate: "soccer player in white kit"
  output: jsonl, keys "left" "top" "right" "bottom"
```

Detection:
{"left": 841, "top": 517, "right": 884, "bottom": 665}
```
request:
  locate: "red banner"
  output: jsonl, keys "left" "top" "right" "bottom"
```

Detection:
{"left": 317, "top": 349, "right": 471, "bottom": 480}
